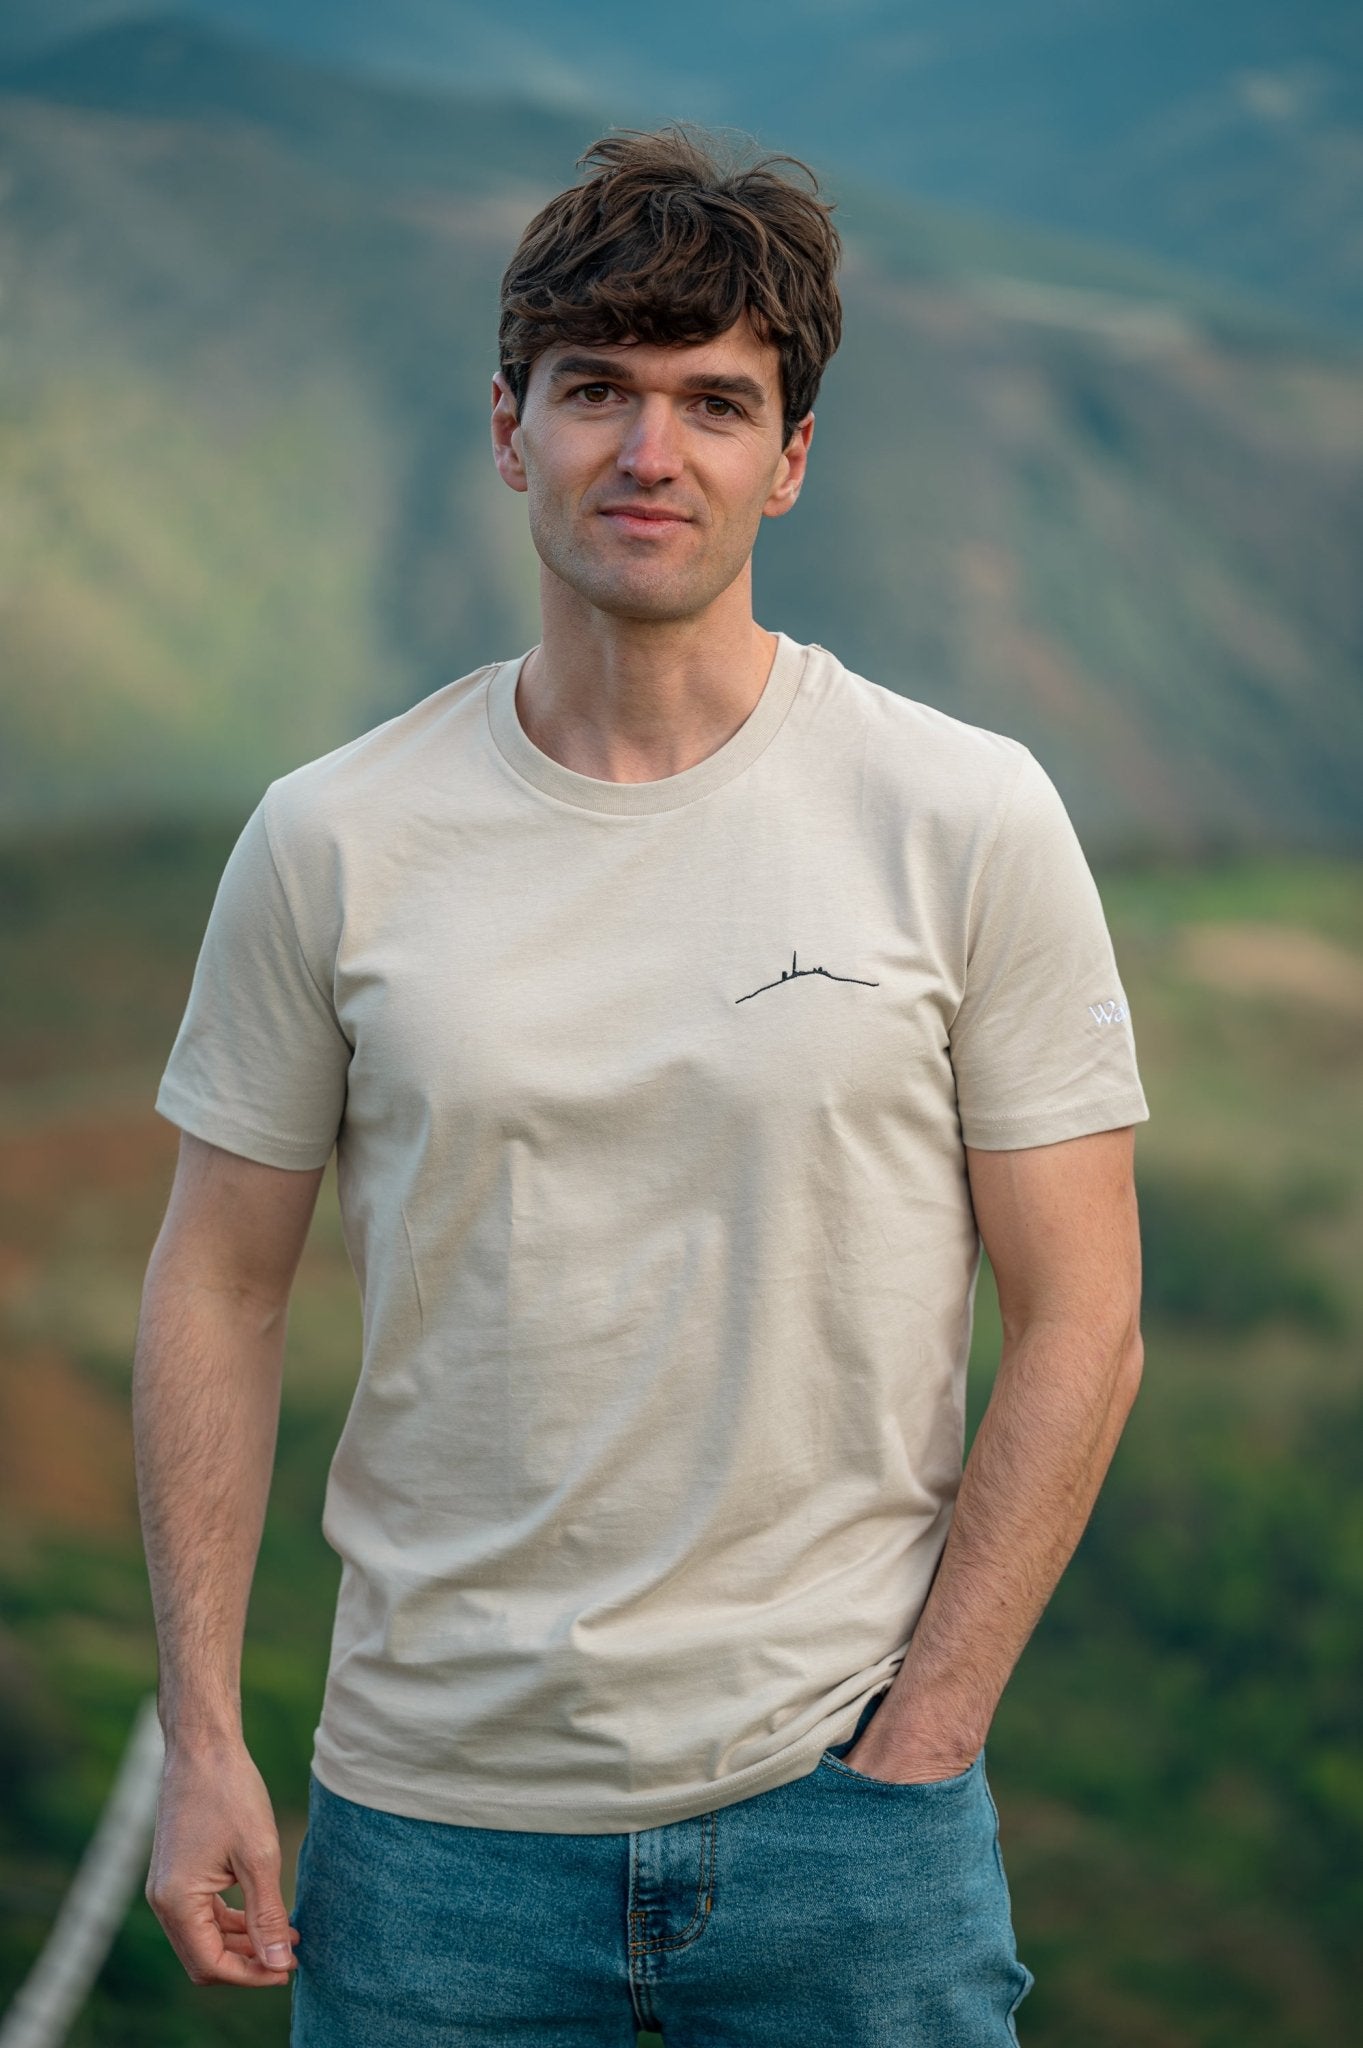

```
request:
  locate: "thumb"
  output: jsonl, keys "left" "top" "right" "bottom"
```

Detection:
{"left": 237, "top": 1842, "right": 296, "bottom": 1973}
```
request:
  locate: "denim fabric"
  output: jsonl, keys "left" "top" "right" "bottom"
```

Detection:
{"left": 289, "top": 1688, "right": 1034, "bottom": 2046}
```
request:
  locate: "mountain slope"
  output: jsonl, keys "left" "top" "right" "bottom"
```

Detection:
{"left": 6, "top": 0, "right": 1361, "bottom": 337}
{"left": 2, "top": 16, "right": 1361, "bottom": 853}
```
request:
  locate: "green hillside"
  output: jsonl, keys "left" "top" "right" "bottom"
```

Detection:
{"left": 1, "top": 15, "right": 1361, "bottom": 856}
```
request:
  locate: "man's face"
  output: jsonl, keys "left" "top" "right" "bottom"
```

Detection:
{"left": 490, "top": 313, "right": 812, "bottom": 624}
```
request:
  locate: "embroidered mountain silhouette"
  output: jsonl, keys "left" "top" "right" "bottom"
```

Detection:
{"left": 735, "top": 949, "right": 880, "bottom": 1004}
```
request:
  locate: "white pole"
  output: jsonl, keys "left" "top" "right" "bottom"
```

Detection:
{"left": 0, "top": 1694, "right": 165, "bottom": 2048}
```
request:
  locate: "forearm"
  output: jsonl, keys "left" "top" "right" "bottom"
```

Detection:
{"left": 872, "top": 1310, "right": 1143, "bottom": 1768}
{"left": 132, "top": 1246, "right": 287, "bottom": 1746}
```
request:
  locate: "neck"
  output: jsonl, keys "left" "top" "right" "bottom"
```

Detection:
{"left": 515, "top": 573, "right": 779, "bottom": 784}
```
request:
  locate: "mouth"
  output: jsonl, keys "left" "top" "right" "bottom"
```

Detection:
{"left": 597, "top": 506, "right": 693, "bottom": 535}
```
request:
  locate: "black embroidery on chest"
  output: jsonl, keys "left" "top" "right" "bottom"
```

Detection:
{"left": 735, "top": 949, "right": 880, "bottom": 1004}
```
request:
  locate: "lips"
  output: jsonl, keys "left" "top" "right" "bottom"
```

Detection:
{"left": 598, "top": 505, "right": 691, "bottom": 524}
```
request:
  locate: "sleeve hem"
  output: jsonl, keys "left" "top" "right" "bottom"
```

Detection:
{"left": 960, "top": 1093, "right": 1151, "bottom": 1151}
{"left": 154, "top": 1087, "right": 337, "bottom": 1171}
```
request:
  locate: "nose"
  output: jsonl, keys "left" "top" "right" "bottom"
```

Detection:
{"left": 616, "top": 395, "right": 682, "bottom": 488}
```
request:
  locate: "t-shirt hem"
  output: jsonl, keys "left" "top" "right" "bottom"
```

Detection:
{"left": 153, "top": 1085, "right": 336, "bottom": 1171}
{"left": 309, "top": 1730, "right": 836, "bottom": 1835}
{"left": 960, "top": 1090, "right": 1151, "bottom": 1150}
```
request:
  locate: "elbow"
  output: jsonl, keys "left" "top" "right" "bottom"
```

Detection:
{"left": 1115, "top": 1321, "right": 1144, "bottom": 1413}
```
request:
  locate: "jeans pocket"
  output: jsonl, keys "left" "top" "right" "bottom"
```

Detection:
{"left": 816, "top": 1747, "right": 983, "bottom": 1792}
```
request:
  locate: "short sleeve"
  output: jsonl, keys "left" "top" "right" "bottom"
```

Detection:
{"left": 949, "top": 748, "right": 1150, "bottom": 1150}
{"left": 154, "top": 789, "right": 350, "bottom": 1169}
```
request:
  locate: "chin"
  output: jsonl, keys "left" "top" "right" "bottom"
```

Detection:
{"left": 596, "top": 556, "right": 752, "bottom": 622}
{"left": 536, "top": 522, "right": 742, "bottom": 623}
{"left": 568, "top": 567, "right": 724, "bottom": 625}
{"left": 594, "top": 595, "right": 706, "bottom": 626}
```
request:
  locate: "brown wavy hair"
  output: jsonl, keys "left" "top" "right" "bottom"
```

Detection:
{"left": 499, "top": 125, "right": 843, "bottom": 445}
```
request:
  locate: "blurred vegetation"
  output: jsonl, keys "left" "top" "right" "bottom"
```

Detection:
{"left": 1136, "top": 1166, "right": 1346, "bottom": 1334}
{"left": 0, "top": 823, "right": 1360, "bottom": 2045}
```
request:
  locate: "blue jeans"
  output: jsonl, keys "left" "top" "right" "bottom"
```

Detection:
{"left": 289, "top": 1687, "right": 1034, "bottom": 2045}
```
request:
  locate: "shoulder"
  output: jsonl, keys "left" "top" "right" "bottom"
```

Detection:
{"left": 259, "top": 658, "right": 502, "bottom": 855}
{"left": 802, "top": 640, "right": 1038, "bottom": 841}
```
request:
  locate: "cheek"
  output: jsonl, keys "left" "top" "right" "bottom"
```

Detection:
{"left": 721, "top": 443, "right": 784, "bottom": 512}
{"left": 714, "top": 468, "right": 777, "bottom": 544}
{"left": 523, "top": 464, "right": 577, "bottom": 538}
{"left": 541, "top": 447, "right": 610, "bottom": 518}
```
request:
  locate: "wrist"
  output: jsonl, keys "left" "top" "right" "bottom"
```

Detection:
{"left": 156, "top": 1690, "right": 245, "bottom": 1754}
{"left": 875, "top": 1670, "right": 991, "bottom": 1759}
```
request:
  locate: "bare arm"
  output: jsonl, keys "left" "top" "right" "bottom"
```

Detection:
{"left": 844, "top": 1124, "right": 1144, "bottom": 1782}
{"left": 134, "top": 1130, "right": 325, "bottom": 1986}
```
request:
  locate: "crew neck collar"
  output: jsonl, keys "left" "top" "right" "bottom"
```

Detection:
{"left": 485, "top": 631, "right": 811, "bottom": 815}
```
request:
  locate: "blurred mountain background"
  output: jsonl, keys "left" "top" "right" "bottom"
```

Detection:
{"left": 1, "top": 5, "right": 1361, "bottom": 849}
{"left": 1, "top": 8, "right": 1360, "bottom": 2047}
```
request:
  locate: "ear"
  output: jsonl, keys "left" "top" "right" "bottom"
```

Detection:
{"left": 491, "top": 371, "right": 528, "bottom": 494}
{"left": 762, "top": 413, "right": 814, "bottom": 520}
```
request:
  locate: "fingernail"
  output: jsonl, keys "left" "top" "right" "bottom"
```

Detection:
{"left": 265, "top": 1943, "right": 292, "bottom": 1967}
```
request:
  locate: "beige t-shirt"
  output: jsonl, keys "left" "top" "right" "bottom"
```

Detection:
{"left": 155, "top": 631, "right": 1149, "bottom": 1832}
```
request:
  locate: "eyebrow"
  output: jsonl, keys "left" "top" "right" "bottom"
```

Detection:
{"left": 545, "top": 352, "right": 768, "bottom": 411}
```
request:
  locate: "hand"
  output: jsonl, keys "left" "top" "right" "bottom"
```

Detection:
{"left": 839, "top": 1728, "right": 980, "bottom": 1785}
{"left": 146, "top": 1737, "right": 301, "bottom": 1986}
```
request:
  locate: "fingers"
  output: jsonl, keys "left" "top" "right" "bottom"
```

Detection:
{"left": 152, "top": 1885, "right": 295, "bottom": 1987}
{"left": 236, "top": 1838, "right": 299, "bottom": 1976}
{"left": 212, "top": 1896, "right": 301, "bottom": 1960}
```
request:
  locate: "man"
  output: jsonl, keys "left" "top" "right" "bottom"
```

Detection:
{"left": 137, "top": 125, "right": 1148, "bottom": 2045}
